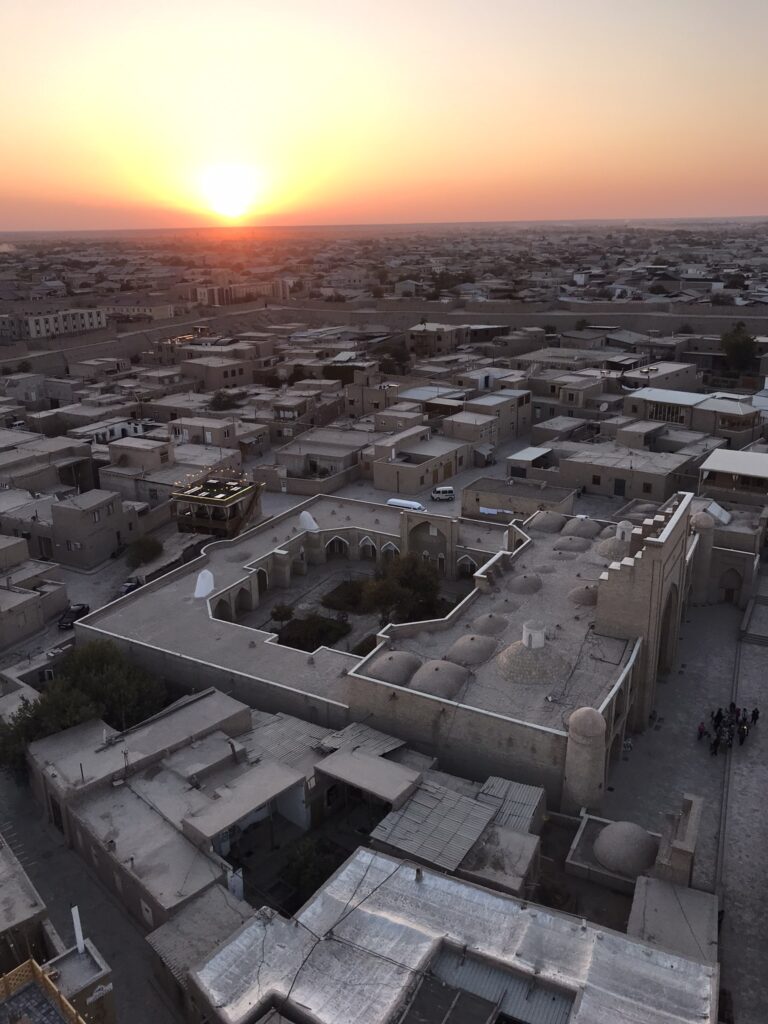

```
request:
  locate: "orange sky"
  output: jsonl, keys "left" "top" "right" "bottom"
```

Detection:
{"left": 2, "top": 0, "right": 767, "bottom": 230}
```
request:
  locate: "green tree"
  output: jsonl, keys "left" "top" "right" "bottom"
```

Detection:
{"left": 126, "top": 535, "right": 163, "bottom": 569}
{"left": 16, "top": 360, "right": 32, "bottom": 373}
{"left": 574, "top": 319, "right": 590, "bottom": 331}
{"left": 721, "top": 321, "right": 757, "bottom": 373}
{"left": 0, "top": 641, "right": 165, "bottom": 776}
{"left": 362, "top": 554, "right": 440, "bottom": 622}
{"left": 209, "top": 390, "right": 239, "bottom": 411}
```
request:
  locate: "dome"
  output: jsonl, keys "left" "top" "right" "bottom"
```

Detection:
{"left": 568, "top": 584, "right": 598, "bottom": 606}
{"left": 553, "top": 536, "right": 591, "bottom": 553}
{"left": 447, "top": 633, "right": 497, "bottom": 666}
{"left": 691, "top": 510, "right": 715, "bottom": 532}
{"left": 561, "top": 517, "right": 602, "bottom": 539}
{"left": 533, "top": 563, "right": 557, "bottom": 574}
{"left": 367, "top": 650, "right": 421, "bottom": 685}
{"left": 596, "top": 536, "right": 629, "bottom": 560}
{"left": 567, "top": 707, "right": 606, "bottom": 739}
{"left": 508, "top": 573, "right": 542, "bottom": 595}
{"left": 635, "top": 502, "right": 658, "bottom": 515}
{"left": 497, "top": 641, "right": 571, "bottom": 687}
{"left": 599, "top": 524, "right": 616, "bottom": 539}
{"left": 593, "top": 821, "right": 658, "bottom": 878}
{"left": 471, "top": 612, "right": 509, "bottom": 636}
{"left": 410, "top": 660, "right": 468, "bottom": 699}
{"left": 529, "top": 512, "right": 567, "bottom": 534}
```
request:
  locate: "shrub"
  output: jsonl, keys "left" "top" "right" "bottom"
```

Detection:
{"left": 320, "top": 580, "right": 365, "bottom": 613}
{"left": 126, "top": 535, "right": 163, "bottom": 569}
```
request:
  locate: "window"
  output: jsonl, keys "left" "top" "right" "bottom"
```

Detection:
{"left": 642, "top": 482, "right": 652, "bottom": 494}
{"left": 592, "top": 475, "right": 601, "bottom": 486}
{"left": 106, "top": 502, "right": 114, "bottom": 515}
{"left": 160, "top": 451, "right": 169, "bottom": 463}
{"left": 631, "top": 404, "right": 639, "bottom": 413}
{"left": 149, "top": 488, "right": 158, "bottom": 500}
{"left": 549, "top": 385, "right": 556, "bottom": 394}
{"left": 91, "top": 510, "right": 101, "bottom": 523}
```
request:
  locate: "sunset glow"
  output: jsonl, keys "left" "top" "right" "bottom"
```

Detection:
{"left": 1, "top": 0, "right": 767, "bottom": 230}
{"left": 197, "top": 164, "right": 264, "bottom": 221}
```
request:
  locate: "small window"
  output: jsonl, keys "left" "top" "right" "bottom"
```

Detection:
{"left": 149, "top": 488, "right": 158, "bottom": 500}
{"left": 592, "top": 475, "right": 601, "bottom": 486}
{"left": 642, "top": 482, "right": 652, "bottom": 494}
{"left": 91, "top": 510, "right": 100, "bottom": 523}
{"left": 139, "top": 900, "right": 154, "bottom": 928}
{"left": 106, "top": 502, "right": 114, "bottom": 515}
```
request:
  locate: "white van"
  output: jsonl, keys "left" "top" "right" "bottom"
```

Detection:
{"left": 386, "top": 497, "right": 426, "bottom": 512}
{"left": 431, "top": 486, "right": 455, "bottom": 502}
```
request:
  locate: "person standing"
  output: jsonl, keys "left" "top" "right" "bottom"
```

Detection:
{"left": 739, "top": 721, "right": 749, "bottom": 746}
{"left": 752, "top": 707, "right": 760, "bottom": 726}
{"left": 697, "top": 721, "right": 708, "bottom": 741}
{"left": 710, "top": 734, "right": 720, "bottom": 756}
{"left": 714, "top": 708, "right": 724, "bottom": 729}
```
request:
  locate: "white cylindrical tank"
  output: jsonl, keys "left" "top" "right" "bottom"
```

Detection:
{"left": 522, "top": 620, "right": 546, "bottom": 649}
{"left": 562, "top": 707, "right": 606, "bottom": 813}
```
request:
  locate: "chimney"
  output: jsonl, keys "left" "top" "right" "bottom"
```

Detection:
{"left": 71, "top": 906, "right": 85, "bottom": 954}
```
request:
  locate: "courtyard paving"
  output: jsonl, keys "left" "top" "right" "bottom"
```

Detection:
{"left": 602, "top": 601, "right": 768, "bottom": 1022}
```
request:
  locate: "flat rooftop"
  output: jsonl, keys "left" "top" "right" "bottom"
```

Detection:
{"left": 78, "top": 497, "right": 508, "bottom": 707}
{"left": 190, "top": 848, "right": 717, "bottom": 1024}
{"left": 374, "top": 511, "right": 633, "bottom": 729}
{"left": 0, "top": 831, "right": 45, "bottom": 933}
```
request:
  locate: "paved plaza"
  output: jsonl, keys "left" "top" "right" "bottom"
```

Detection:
{"left": 603, "top": 600, "right": 768, "bottom": 1022}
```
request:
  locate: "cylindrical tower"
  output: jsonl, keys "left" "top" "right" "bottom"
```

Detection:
{"left": 562, "top": 706, "right": 606, "bottom": 813}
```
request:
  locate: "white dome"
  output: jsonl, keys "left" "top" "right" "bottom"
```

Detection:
{"left": 561, "top": 517, "right": 602, "bottom": 539}
{"left": 471, "top": 612, "right": 509, "bottom": 636}
{"left": 596, "top": 536, "right": 629, "bottom": 560}
{"left": 553, "top": 536, "right": 591, "bottom": 553}
{"left": 593, "top": 821, "right": 658, "bottom": 878}
{"left": 367, "top": 650, "right": 421, "bottom": 685}
{"left": 410, "top": 660, "right": 468, "bottom": 699}
{"left": 446, "top": 634, "right": 497, "bottom": 666}
{"left": 528, "top": 512, "right": 567, "bottom": 534}
{"left": 508, "top": 573, "right": 543, "bottom": 595}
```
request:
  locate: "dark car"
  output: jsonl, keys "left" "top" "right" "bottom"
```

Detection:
{"left": 58, "top": 603, "right": 91, "bottom": 630}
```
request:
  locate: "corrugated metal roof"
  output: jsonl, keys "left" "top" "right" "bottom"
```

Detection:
{"left": 477, "top": 777, "right": 544, "bottom": 832}
{"left": 320, "top": 723, "right": 405, "bottom": 757}
{"left": 370, "top": 780, "right": 493, "bottom": 870}
{"left": 242, "top": 712, "right": 329, "bottom": 768}
{"left": 432, "top": 946, "right": 574, "bottom": 1024}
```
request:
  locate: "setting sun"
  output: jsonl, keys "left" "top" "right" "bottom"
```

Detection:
{"left": 197, "top": 163, "right": 263, "bottom": 221}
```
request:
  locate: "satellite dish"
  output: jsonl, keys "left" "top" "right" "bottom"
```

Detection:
{"left": 194, "top": 569, "right": 215, "bottom": 599}
{"left": 299, "top": 510, "right": 320, "bottom": 533}
{"left": 599, "top": 403, "right": 608, "bottom": 412}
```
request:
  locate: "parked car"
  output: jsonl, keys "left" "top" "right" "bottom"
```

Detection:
{"left": 58, "top": 603, "right": 91, "bottom": 630}
{"left": 117, "top": 578, "right": 141, "bottom": 598}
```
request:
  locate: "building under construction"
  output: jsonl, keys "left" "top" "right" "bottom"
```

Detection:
{"left": 170, "top": 477, "right": 262, "bottom": 539}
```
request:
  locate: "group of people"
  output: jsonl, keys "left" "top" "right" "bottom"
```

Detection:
{"left": 698, "top": 703, "right": 759, "bottom": 756}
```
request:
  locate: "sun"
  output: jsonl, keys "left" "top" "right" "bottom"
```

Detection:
{"left": 197, "top": 162, "right": 263, "bottom": 220}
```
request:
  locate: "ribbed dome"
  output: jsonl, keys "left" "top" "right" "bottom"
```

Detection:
{"left": 508, "top": 573, "right": 543, "bottom": 594}
{"left": 529, "top": 512, "right": 566, "bottom": 534}
{"left": 446, "top": 634, "right": 497, "bottom": 666}
{"left": 553, "top": 536, "right": 591, "bottom": 553}
{"left": 561, "top": 517, "right": 602, "bottom": 539}
{"left": 568, "top": 584, "right": 598, "bottom": 606}
{"left": 593, "top": 821, "right": 658, "bottom": 878}
{"left": 497, "top": 642, "right": 571, "bottom": 687}
{"left": 471, "top": 612, "right": 509, "bottom": 636}
{"left": 568, "top": 707, "right": 606, "bottom": 738}
{"left": 410, "top": 660, "right": 468, "bottom": 698}
{"left": 367, "top": 650, "right": 421, "bottom": 685}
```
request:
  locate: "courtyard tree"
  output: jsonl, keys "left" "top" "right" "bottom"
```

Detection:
{"left": 126, "top": 535, "right": 163, "bottom": 569}
{"left": 721, "top": 321, "right": 757, "bottom": 373}
{"left": 271, "top": 603, "right": 294, "bottom": 626}
{"left": 362, "top": 554, "right": 441, "bottom": 622}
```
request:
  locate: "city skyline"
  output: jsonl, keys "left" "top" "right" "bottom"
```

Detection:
{"left": 2, "top": 0, "right": 768, "bottom": 230}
